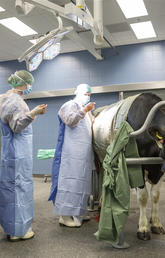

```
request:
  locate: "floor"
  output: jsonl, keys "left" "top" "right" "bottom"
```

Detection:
{"left": 1, "top": 177, "right": 165, "bottom": 258}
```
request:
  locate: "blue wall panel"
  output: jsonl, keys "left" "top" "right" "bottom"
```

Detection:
{"left": 23, "top": 41, "right": 165, "bottom": 90}
{"left": 1, "top": 40, "right": 165, "bottom": 174}
{"left": 1, "top": 41, "right": 165, "bottom": 94}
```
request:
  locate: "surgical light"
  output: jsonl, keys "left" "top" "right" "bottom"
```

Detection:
{"left": 43, "top": 42, "right": 60, "bottom": 60}
{"left": 26, "top": 40, "right": 61, "bottom": 71}
{"left": 28, "top": 52, "right": 42, "bottom": 72}
{"left": 17, "top": 0, "right": 104, "bottom": 63}
{"left": 19, "top": 26, "right": 72, "bottom": 62}
{"left": 27, "top": 41, "right": 61, "bottom": 71}
{"left": 19, "top": 26, "right": 72, "bottom": 71}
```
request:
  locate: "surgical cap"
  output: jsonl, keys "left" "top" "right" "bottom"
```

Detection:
{"left": 74, "top": 84, "right": 92, "bottom": 95}
{"left": 8, "top": 70, "right": 34, "bottom": 87}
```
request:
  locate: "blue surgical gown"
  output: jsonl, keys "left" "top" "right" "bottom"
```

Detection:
{"left": 49, "top": 99, "right": 94, "bottom": 216}
{"left": 0, "top": 92, "right": 34, "bottom": 236}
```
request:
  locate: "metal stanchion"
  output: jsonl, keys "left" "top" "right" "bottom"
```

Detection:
{"left": 88, "top": 168, "right": 99, "bottom": 211}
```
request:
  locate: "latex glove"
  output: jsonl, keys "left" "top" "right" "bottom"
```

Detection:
{"left": 84, "top": 102, "right": 95, "bottom": 113}
{"left": 30, "top": 104, "right": 47, "bottom": 118}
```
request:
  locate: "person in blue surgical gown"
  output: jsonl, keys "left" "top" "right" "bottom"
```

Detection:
{"left": 49, "top": 83, "right": 95, "bottom": 227}
{"left": 0, "top": 70, "right": 47, "bottom": 241}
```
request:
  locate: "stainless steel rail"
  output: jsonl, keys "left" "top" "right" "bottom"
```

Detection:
{"left": 126, "top": 157, "right": 164, "bottom": 165}
{"left": 24, "top": 81, "right": 165, "bottom": 99}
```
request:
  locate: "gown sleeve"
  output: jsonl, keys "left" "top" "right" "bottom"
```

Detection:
{"left": 0, "top": 93, "right": 34, "bottom": 133}
{"left": 58, "top": 100, "right": 85, "bottom": 127}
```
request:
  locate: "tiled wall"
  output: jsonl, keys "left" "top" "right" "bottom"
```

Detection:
{"left": 0, "top": 40, "right": 165, "bottom": 174}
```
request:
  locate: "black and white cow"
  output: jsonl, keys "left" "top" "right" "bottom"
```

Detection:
{"left": 93, "top": 92, "right": 165, "bottom": 241}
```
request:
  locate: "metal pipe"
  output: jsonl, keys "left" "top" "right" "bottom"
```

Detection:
{"left": 130, "top": 101, "right": 165, "bottom": 137}
{"left": 126, "top": 157, "right": 164, "bottom": 165}
{"left": 93, "top": 0, "right": 104, "bottom": 45}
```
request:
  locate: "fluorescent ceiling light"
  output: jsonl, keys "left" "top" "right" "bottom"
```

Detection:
{"left": 116, "top": 0, "right": 148, "bottom": 18}
{"left": 130, "top": 21, "right": 156, "bottom": 39}
{"left": 0, "top": 6, "right": 5, "bottom": 12}
{"left": 0, "top": 17, "right": 37, "bottom": 36}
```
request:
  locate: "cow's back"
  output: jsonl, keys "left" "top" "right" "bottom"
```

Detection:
{"left": 93, "top": 94, "right": 140, "bottom": 162}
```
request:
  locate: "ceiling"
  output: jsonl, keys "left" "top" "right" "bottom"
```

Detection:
{"left": 0, "top": 0, "right": 165, "bottom": 62}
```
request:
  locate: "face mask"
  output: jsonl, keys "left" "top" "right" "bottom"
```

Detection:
{"left": 22, "top": 85, "right": 32, "bottom": 95}
{"left": 81, "top": 95, "right": 90, "bottom": 105}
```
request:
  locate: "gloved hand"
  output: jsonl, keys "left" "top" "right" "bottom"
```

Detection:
{"left": 84, "top": 102, "right": 95, "bottom": 113}
{"left": 30, "top": 104, "right": 47, "bottom": 118}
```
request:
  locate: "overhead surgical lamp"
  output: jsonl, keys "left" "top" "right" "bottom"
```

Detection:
{"left": 26, "top": 41, "right": 61, "bottom": 72}
{"left": 18, "top": 16, "right": 73, "bottom": 71}
{"left": 17, "top": 0, "right": 104, "bottom": 68}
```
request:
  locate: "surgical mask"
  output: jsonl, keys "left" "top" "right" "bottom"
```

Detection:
{"left": 81, "top": 95, "right": 90, "bottom": 105}
{"left": 22, "top": 85, "right": 32, "bottom": 95}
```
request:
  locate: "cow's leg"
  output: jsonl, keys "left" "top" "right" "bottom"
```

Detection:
{"left": 150, "top": 176, "right": 165, "bottom": 234}
{"left": 137, "top": 186, "right": 151, "bottom": 240}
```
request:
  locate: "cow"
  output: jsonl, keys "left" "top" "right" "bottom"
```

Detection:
{"left": 92, "top": 92, "right": 165, "bottom": 241}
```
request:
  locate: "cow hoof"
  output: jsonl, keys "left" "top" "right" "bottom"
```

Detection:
{"left": 137, "top": 231, "right": 151, "bottom": 240}
{"left": 151, "top": 226, "right": 165, "bottom": 235}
